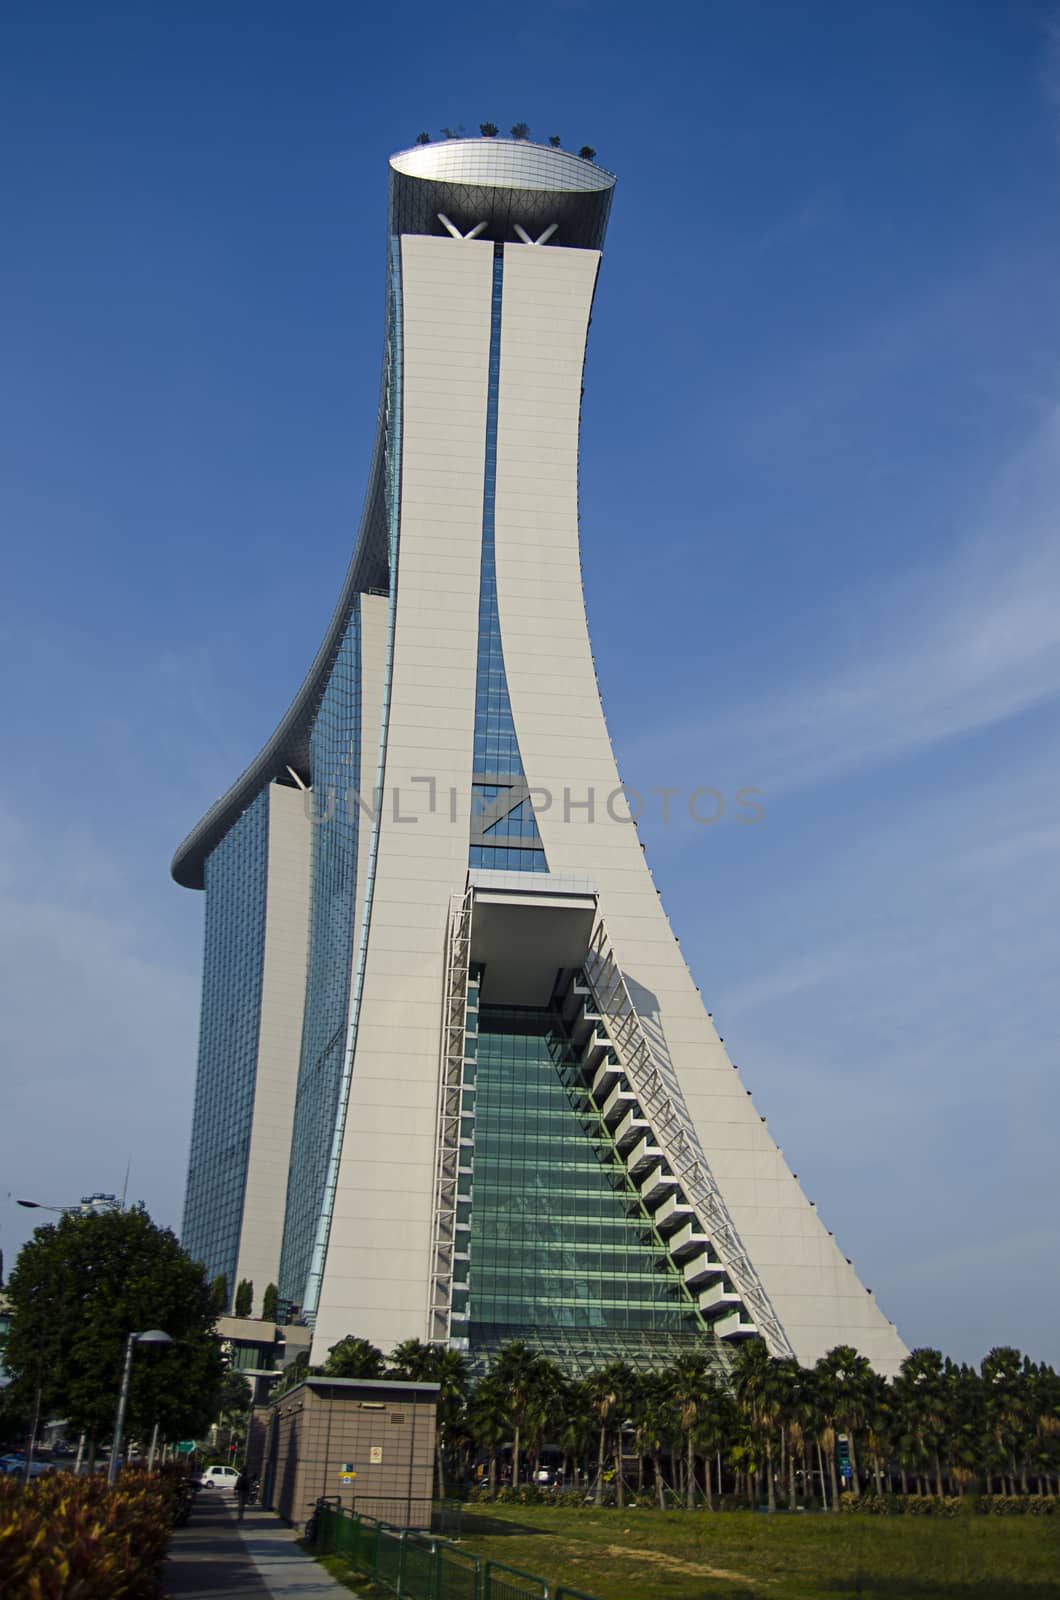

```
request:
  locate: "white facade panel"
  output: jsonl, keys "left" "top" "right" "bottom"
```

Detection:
{"left": 310, "top": 235, "right": 494, "bottom": 1363}
{"left": 234, "top": 782, "right": 311, "bottom": 1309}
{"left": 492, "top": 242, "right": 907, "bottom": 1376}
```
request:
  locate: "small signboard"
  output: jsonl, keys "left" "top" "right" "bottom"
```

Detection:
{"left": 175, "top": 1441, "right": 196, "bottom": 1454}
{"left": 369, "top": 1446, "right": 383, "bottom": 1464}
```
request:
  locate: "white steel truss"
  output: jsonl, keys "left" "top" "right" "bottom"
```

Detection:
{"left": 427, "top": 885, "right": 473, "bottom": 1344}
{"left": 582, "top": 917, "right": 795, "bottom": 1359}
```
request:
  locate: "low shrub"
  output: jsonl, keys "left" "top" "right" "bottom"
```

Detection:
{"left": 839, "top": 1493, "right": 965, "bottom": 1516}
{"left": 979, "top": 1494, "right": 1057, "bottom": 1516}
{"left": 0, "top": 1467, "right": 182, "bottom": 1598}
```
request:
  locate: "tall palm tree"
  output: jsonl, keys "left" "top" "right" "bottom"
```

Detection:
{"left": 556, "top": 1379, "right": 596, "bottom": 1490}
{"left": 468, "top": 1374, "right": 508, "bottom": 1498}
{"left": 731, "top": 1338, "right": 787, "bottom": 1511}
{"left": 773, "top": 1357, "right": 811, "bottom": 1509}
{"left": 668, "top": 1351, "right": 713, "bottom": 1509}
{"left": 637, "top": 1372, "right": 677, "bottom": 1509}
{"left": 585, "top": 1361, "right": 638, "bottom": 1506}
{"left": 815, "top": 1345, "right": 874, "bottom": 1500}
{"left": 387, "top": 1338, "right": 469, "bottom": 1495}
{"left": 895, "top": 1348, "right": 949, "bottom": 1499}
{"left": 492, "top": 1341, "right": 545, "bottom": 1489}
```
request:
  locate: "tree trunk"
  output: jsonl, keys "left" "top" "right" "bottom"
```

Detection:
{"left": 788, "top": 1434, "right": 797, "bottom": 1510}
{"left": 934, "top": 1451, "right": 944, "bottom": 1501}
{"left": 900, "top": 1466, "right": 908, "bottom": 1496}
{"left": 74, "top": 1433, "right": 86, "bottom": 1476}
{"left": 847, "top": 1433, "right": 860, "bottom": 1498}
{"left": 686, "top": 1430, "right": 695, "bottom": 1509}
{"left": 816, "top": 1442, "right": 828, "bottom": 1510}
{"left": 512, "top": 1425, "right": 521, "bottom": 1490}
{"left": 704, "top": 1450, "right": 714, "bottom": 1511}
{"left": 616, "top": 1432, "right": 625, "bottom": 1509}
{"left": 828, "top": 1447, "right": 841, "bottom": 1512}
{"left": 488, "top": 1446, "right": 497, "bottom": 1500}
{"left": 595, "top": 1424, "right": 606, "bottom": 1506}
{"left": 654, "top": 1451, "right": 665, "bottom": 1510}
{"left": 436, "top": 1440, "right": 446, "bottom": 1499}
{"left": 636, "top": 1451, "right": 644, "bottom": 1492}
{"left": 766, "top": 1441, "right": 776, "bottom": 1513}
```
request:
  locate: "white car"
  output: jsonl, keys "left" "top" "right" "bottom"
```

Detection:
{"left": 200, "top": 1465, "right": 241, "bottom": 1490}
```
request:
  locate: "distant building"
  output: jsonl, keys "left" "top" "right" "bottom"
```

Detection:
{"left": 174, "top": 138, "right": 908, "bottom": 1378}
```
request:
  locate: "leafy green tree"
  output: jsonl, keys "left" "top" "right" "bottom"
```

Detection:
{"left": 579, "top": 145, "right": 596, "bottom": 160}
{"left": 416, "top": 132, "right": 431, "bottom": 145}
{"left": 548, "top": 134, "right": 562, "bottom": 148}
{"left": 479, "top": 122, "right": 498, "bottom": 137}
{"left": 274, "top": 1350, "right": 312, "bottom": 1396}
{"left": 217, "top": 1369, "right": 251, "bottom": 1429}
{"left": 234, "top": 1279, "right": 253, "bottom": 1317}
{"left": 0, "top": 1206, "right": 224, "bottom": 1457}
{"left": 510, "top": 122, "right": 530, "bottom": 140}
{"left": 210, "top": 1274, "right": 229, "bottom": 1316}
{"left": 322, "top": 1335, "right": 386, "bottom": 1378}
{"left": 261, "top": 1283, "right": 279, "bottom": 1324}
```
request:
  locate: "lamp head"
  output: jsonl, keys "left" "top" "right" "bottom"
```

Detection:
{"left": 134, "top": 1330, "right": 173, "bottom": 1346}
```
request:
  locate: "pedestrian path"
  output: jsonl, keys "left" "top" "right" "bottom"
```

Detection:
{"left": 165, "top": 1492, "right": 356, "bottom": 1598}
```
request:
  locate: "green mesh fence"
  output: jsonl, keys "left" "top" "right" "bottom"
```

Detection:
{"left": 438, "top": 1541, "right": 482, "bottom": 1600}
{"left": 484, "top": 1558, "right": 548, "bottom": 1599}
{"left": 311, "top": 1503, "right": 604, "bottom": 1600}
{"left": 402, "top": 1531, "right": 438, "bottom": 1600}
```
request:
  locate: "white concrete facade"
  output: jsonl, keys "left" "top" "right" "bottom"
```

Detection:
{"left": 233, "top": 782, "right": 311, "bottom": 1311}
{"left": 179, "top": 140, "right": 908, "bottom": 1378}
{"left": 311, "top": 237, "right": 494, "bottom": 1356}
{"left": 491, "top": 243, "right": 907, "bottom": 1375}
{"left": 310, "top": 225, "right": 906, "bottom": 1373}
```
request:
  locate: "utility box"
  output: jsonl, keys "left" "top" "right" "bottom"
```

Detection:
{"left": 263, "top": 1376, "right": 438, "bottom": 1529}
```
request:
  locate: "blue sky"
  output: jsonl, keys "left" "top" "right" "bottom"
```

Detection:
{"left": 2, "top": 0, "right": 1058, "bottom": 1365}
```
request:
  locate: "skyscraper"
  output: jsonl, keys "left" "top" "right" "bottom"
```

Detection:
{"left": 174, "top": 138, "right": 907, "bottom": 1377}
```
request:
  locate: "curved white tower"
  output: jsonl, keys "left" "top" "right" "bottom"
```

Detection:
{"left": 175, "top": 139, "right": 908, "bottom": 1378}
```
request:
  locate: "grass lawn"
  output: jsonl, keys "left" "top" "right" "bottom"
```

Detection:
{"left": 451, "top": 1504, "right": 1060, "bottom": 1600}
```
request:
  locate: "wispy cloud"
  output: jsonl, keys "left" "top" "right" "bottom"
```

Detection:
{"left": 631, "top": 406, "right": 1060, "bottom": 796}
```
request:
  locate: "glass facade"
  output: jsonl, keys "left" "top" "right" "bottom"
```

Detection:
{"left": 278, "top": 603, "right": 363, "bottom": 1307}
{"left": 470, "top": 248, "right": 545, "bottom": 873}
{"left": 279, "top": 236, "right": 406, "bottom": 1317}
{"left": 183, "top": 787, "right": 269, "bottom": 1288}
{"left": 459, "top": 994, "right": 698, "bottom": 1347}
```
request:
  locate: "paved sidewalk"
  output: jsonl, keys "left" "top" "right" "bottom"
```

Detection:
{"left": 165, "top": 1493, "right": 356, "bottom": 1598}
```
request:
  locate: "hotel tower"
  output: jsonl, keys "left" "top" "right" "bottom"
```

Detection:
{"left": 174, "top": 138, "right": 907, "bottom": 1377}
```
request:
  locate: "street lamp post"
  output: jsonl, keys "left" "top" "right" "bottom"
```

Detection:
{"left": 17, "top": 1194, "right": 120, "bottom": 1217}
{"left": 107, "top": 1331, "right": 173, "bottom": 1486}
